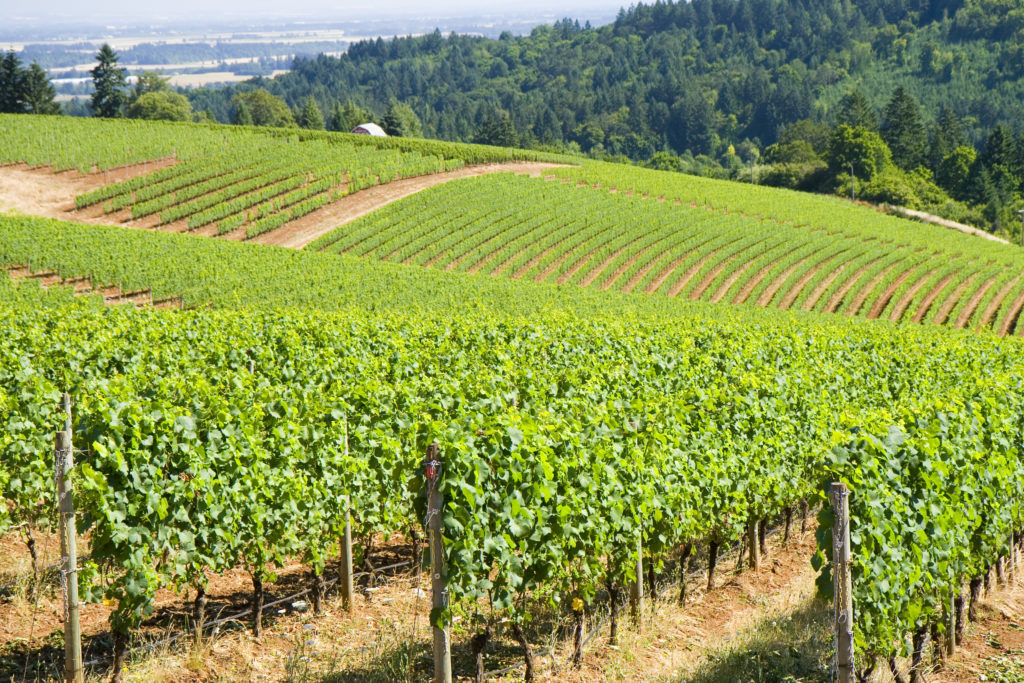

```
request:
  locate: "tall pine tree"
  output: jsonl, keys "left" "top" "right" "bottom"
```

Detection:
{"left": 296, "top": 96, "right": 325, "bottom": 129}
{"left": 23, "top": 62, "right": 59, "bottom": 115}
{"left": 880, "top": 86, "right": 926, "bottom": 170}
{"left": 90, "top": 44, "right": 127, "bottom": 118}
{"left": 835, "top": 89, "right": 877, "bottom": 131}
{"left": 0, "top": 51, "right": 26, "bottom": 113}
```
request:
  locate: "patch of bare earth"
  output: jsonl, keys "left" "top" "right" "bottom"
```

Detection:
{"left": 977, "top": 273, "right": 1023, "bottom": 332}
{"left": 0, "top": 160, "right": 176, "bottom": 223}
{"left": 954, "top": 273, "right": 1001, "bottom": 329}
{"left": 844, "top": 263, "right": 898, "bottom": 316}
{"left": 931, "top": 272, "right": 982, "bottom": 326}
{"left": 917, "top": 572, "right": 1024, "bottom": 683}
{"left": 822, "top": 256, "right": 887, "bottom": 313}
{"left": 253, "top": 162, "right": 568, "bottom": 249}
{"left": 888, "top": 270, "right": 938, "bottom": 323}
{"left": 998, "top": 287, "right": 1024, "bottom": 336}
{"left": 756, "top": 256, "right": 814, "bottom": 308}
{"left": 911, "top": 273, "right": 959, "bottom": 324}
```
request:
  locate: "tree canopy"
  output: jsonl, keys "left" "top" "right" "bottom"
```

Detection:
{"left": 90, "top": 44, "right": 127, "bottom": 118}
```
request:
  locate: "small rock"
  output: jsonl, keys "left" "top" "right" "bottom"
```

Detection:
{"left": 292, "top": 600, "right": 310, "bottom": 613}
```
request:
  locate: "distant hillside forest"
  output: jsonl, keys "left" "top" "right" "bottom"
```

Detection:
{"left": 182, "top": 0, "right": 1024, "bottom": 235}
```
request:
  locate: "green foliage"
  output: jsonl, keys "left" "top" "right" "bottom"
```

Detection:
{"left": 2, "top": 207, "right": 1024, "bottom": 658}
{"left": 881, "top": 86, "right": 927, "bottom": 170}
{"left": 128, "top": 71, "right": 171, "bottom": 103}
{"left": 382, "top": 100, "right": 422, "bottom": 137}
{"left": 0, "top": 52, "right": 56, "bottom": 115}
{"left": 90, "top": 43, "right": 127, "bottom": 119}
{"left": 937, "top": 146, "right": 977, "bottom": 201}
{"left": 230, "top": 89, "right": 296, "bottom": 128}
{"left": 826, "top": 125, "right": 893, "bottom": 180}
{"left": 0, "top": 52, "right": 26, "bottom": 114}
{"left": 328, "top": 99, "right": 374, "bottom": 133}
{"left": 472, "top": 111, "right": 518, "bottom": 147}
{"left": 22, "top": 62, "right": 59, "bottom": 115}
{"left": 296, "top": 95, "right": 325, "bottom": 130}
{"left": 126, "top": 91, "right": 192, "bottom": 122}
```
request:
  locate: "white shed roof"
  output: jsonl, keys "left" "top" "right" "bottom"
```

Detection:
{"left": 351, "top": 122, "right": 387, "bottom": 137}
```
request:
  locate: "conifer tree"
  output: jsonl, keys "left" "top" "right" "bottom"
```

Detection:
{"left": 0, "top": 51, "right": 26, "bottom": 113}
{"left": 90, "top": 43, "right": 127, "bottom": 118}
{"left": 23, "top": 62, "right": 59, "bottom": 115}
{"left": 297, "top": 95, "right": 324, "bottom": 129}
{"left": 880, "top": 86, "right": 926, "bottom": 170}
{"left": 835, "top": 89, "right": 877, "bottom": 131}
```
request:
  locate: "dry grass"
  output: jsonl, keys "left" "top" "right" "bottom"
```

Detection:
{"left": 4, "top": 523, "right": 1022, "bottom": 683}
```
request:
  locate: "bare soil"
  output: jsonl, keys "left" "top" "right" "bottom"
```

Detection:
{"left": 910, "top": 273, "right": 958, "bottom": 324}
{"left": 888, "top": 270, "right": 937, "bottom": 323}
{"left": 977, "top": 273, "right": 1022, "bottom": 331}
{"left": 252, "top": 162, "right": 567, "bottom": 250}
{"left": 0, "top": 160, "right": 175, "bottom": 224}
{"left": 954, "top": 273, "right": 1000, "bottom": 329}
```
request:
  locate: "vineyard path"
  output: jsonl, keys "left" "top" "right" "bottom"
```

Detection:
{"left": 0, "top": 161, "right": 569, "bottom": 251}
{"left": 253, "top": 161, "right": 568, "bottom": 249}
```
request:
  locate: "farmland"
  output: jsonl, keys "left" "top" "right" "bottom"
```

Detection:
{"left": 1, "top": 114, "right": 1023, "bottom": 682}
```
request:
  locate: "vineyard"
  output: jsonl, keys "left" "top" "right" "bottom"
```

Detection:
{"left": 2, "top": 209, "right": 1024, "bottom": 681}
{"left": 2, "top": 113, "right": 1024, "bottom": 682}
{"left": 6, "top": 115, "right": 1024, "bottom": 337}
{"left": 311, "top": 172, "right": 1024, "bottom": 336}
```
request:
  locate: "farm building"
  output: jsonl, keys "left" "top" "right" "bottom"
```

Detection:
{"left": 351, "top": 123, "right": 387, "bottom": 137}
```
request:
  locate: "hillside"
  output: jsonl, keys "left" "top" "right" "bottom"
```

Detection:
{"left": 3, "top": 115, "right": 1024, "bottom": 335}
{"left": 3, "top": 114, "right": 1024, "bottom": 683}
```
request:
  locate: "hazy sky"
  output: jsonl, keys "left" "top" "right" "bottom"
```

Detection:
{"left": 7, "top": 0, "right": 627, "bottom": 23}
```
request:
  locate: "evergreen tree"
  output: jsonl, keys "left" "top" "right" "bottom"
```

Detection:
{"left": 329, "top": 99, "right": 375, "bottom": 132}
{"left": 23, "top": 62, "right": 59, "bottom": 115}
{"left": 297, "top": 95, "right": 325, "bottom": 129}
{"left": 0, "top": 51, "right": 26, "bottom": 113}
{"left": 382, "top": 100, "right": 422, "bottom": 137}
{"left": 880, "top": 86, "right": 926, "bottom": 170}
{"left": 981, "top": 124, "right": 1015, "bottom": 171}
{"left": 90, "top": 44, "right": 127, "bottom": 118}
{"left": 835, "top": 89, "right": 877, "bottom": 130}
{"left": 473, "top": 112, "right": 518, "bottom": 147}
{"left": 232, "top": 100, "right": 253, "bottom": 126}
{"left": 927, "top": 106, "right": 965, "bottom": 171}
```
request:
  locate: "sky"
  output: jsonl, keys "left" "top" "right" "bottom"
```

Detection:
{"left": 5, "top": 0, "right": 627, "bottom": 23}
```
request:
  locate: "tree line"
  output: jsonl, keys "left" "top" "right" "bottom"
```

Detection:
{"left": 2, "top": 0, "right": 1022, "bottom": 235}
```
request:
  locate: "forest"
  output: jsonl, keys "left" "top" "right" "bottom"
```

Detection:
{"left": 181, "top": 0, "right": 1024, "bottom": 235}
{"left": 2, "top": 0, "right": 1023, "bottom": 235}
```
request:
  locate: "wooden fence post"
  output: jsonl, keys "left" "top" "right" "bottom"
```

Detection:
{"left": 340, "top": 496, "right": 354, "bottom": 611}
{"left": 340, "top": 425, "right": 353, "bottom": 611}
{"left": 831, "top": 482, "right": 855, "bottom": 683}
{"left": 630, "top": 532, "right": 644, "bottom": 628}
{"left": 945, "top": 589, "right": 955, "bottom": 656}
{"left": 1009, "top": 531, "right": 1016, "bottom": 585}
{"left": 56, "top": 393, "right": 83, "bottom": 683}
{"left": 748, "top": 516, "right": 760, "bottom": 571}
{"left": 425, "top": 444, "right": 452, "bottom": 683}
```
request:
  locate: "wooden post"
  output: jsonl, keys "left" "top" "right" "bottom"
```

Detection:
{"left": 945, "top": 590, "right": 955, "bottom": 656}
{"left": 340, "top": 424, "right": 353, "bottom": 611}
{"left": 629, "top": 533, "right": 644, "bottom": 628}
{"left": 340, "top": 496, "right": 354, "bottom": 611}
{"left": 1009, "top": 531, "right": 1016, "bottom": 585}
{"left": 748, "top": 516, "right": 760, "bottom": 571}
{"left": 831, "top": 483, "right": 854, "bottom": 683}
{"left": 56, "top": 393, "right": 84, "bottom": 683}
{"left": 425, "top": 444, "right": 452, "bottom": 683}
